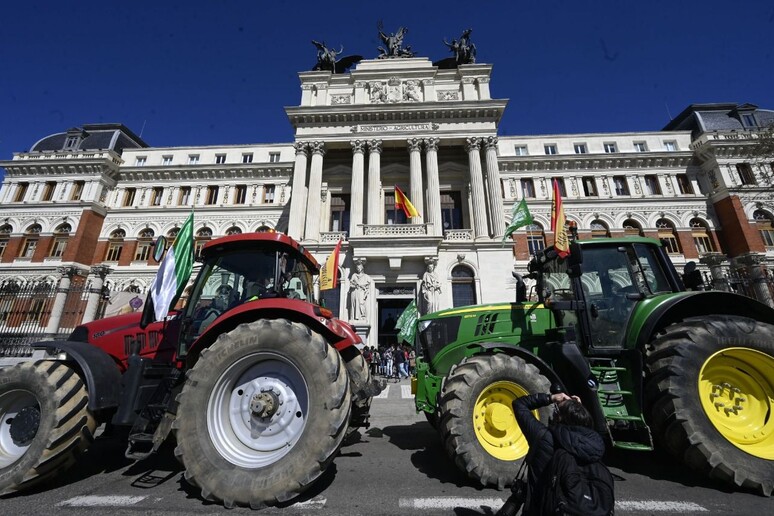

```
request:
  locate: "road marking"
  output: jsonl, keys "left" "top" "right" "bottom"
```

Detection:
{"left": 58, "top": 495, "right": 147, "bottom": 507}
{"left": 374, "top": 385, "right": 390, "bottom": 399}
{"left": 399, "top": 497, "right": 505, "bottom": 510}
{"left": 293, "top": 497, "right": 326, "bottom": 509}
{"left": 401, "top": 385, "right": 414, "bottom": 399}
{"left": 617, "top": 500, "right": 708, "bottom": 512}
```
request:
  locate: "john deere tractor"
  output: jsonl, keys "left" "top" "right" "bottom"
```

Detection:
{"left": 413, "top": 236, "right": 774, "bottom": 495}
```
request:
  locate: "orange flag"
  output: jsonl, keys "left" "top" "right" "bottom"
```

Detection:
{"left": 319, "top": 239, "right": 342, "bottom": 291}
{"left": 551, "top": 179, "right": 570, "bottom": 258}
{"left": 394, "top": 185, "right": 420, "bottom": 218}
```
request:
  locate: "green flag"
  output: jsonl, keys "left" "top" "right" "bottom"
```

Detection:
{"left": 395, "top": 300, "right": 419, "bottom": 345}
{"left": 502, "top": 198, "right": 533, "bottom": 244}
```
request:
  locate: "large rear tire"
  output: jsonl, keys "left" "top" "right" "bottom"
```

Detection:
{"left": 437, "top": 354, "right": 550, "bottom": 489}
{"left": 173, "top": 319, "right": 351, "bottom": 508}
{"left": 645, "top": 315, "right": 774, "bottom": 496}
{"left": 0, "top": 361, "right": 96, "bottom": 495}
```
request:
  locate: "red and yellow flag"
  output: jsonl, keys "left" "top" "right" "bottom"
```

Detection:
{"left": 394, "top": 185, "right": 420, "bottom": 218}
{"left": 319, "top": 239, "right": 342, "bottom": 291}
{"left": 551, "top": 179, "right": 570, "bottom": 258}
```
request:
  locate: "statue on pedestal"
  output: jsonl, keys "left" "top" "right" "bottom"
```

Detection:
{"left": 436, "top": 28, "right": 477, "bottom": 69}
{"left": 311, "top": 40, "right": 362, "bottom": 74}
{"left": 377, "top": 22, "right": 415, "bottom": 59}
{"left": 349, "top": 260, "right": 372, "bottom": 322}
{"left": 420, "top": 259, "right": 442, "bottom": 315}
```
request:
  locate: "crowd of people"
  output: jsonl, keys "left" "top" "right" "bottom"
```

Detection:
{"left": 361, "top": 343, "right": 415, "bottom": 380}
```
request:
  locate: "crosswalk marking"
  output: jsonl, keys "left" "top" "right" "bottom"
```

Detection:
{"left": 58, "top": 495, "right": 147, "bottom": 507}
{"left": 374, "top": 385, "right": 390, "bottom": 398}
{"left": 616, "top": 500, "right": 708, "bottom": 512}
{"left": 401, "top": 385, "right": 414, "bottom": 399}
{"left": 399, "top": 497, "right": 708, "bottom": 512}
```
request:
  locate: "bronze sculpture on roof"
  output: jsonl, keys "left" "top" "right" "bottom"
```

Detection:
{"left": 377, "top": 22, "right": 415, "bottom": 59}
{"left": 311, "top": 40, "right": 362, "bottom": 74}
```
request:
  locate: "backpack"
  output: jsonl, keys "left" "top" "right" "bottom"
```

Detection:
{"left": 537, "top": 448, "right": 614, "bottom": 516}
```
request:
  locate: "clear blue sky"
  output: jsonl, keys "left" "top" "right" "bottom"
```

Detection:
{"left": 2, "top": 0, "right": 773, "bottom": 162}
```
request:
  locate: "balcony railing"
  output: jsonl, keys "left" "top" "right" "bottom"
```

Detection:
{"left": 360, "top": 224, "right": 432, "bottom": 236}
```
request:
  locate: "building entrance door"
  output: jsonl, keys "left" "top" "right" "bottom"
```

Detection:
{"left": 377, "top": 298, "right": 411, "bottom": 350}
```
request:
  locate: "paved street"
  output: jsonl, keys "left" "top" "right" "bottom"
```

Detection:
{"left": 1, "top": 375, "right": 770, "bottom": 515}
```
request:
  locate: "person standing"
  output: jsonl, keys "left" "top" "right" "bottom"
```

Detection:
{"left": 385, "top": 345, "right": 395, "bottom": 379}
{"left": 394, "top": 344, "right": 407, "bottom": 379}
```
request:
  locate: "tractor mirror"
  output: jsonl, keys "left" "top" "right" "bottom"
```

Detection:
{"left": 153, "top": 236, "right": 167, "bottom": 262}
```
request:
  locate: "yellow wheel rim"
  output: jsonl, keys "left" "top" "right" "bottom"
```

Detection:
{"left": 698, "top": 347, "right": 774, "bottom": 459}
{"left": 473, "top": 381, "right": 537, "bottom": 461}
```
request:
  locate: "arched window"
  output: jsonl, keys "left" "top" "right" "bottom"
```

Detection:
{"left": 19, "top": 223, "right": 42, "bottom": 259}
{"left": 49, "top": 223, "right": 71, "bottom": 258}
{"left": 135, "top": 228, "right": 155, "bottom": 261}
{"left": 656, "top": 218, "right": 681, "bottom": 254}
{"left": 255, "top": 225, "right": 273, "bottom": 233}
{"left": 225, "top": 226, "right": 242, "bottom": 235}
{"left": 526, "top": 223, "right": 545, "bottom": 255}
{"left": 106, "top": 229, "right": 126, "bottom": 261}
{"left": 622, "top": 219, "right": 643, "bottom": 237}
{"left": 451, "top": 265, "right": 476, "bottom": 307}
{"left": 590, "top": 219, "right": 610, "bottom": 239}
{"left": 195, "top": 227, "right": 213, "bottom": 257}
{"left": 754, "top": 210, "right": 774, "bottom": 249}
{"left": 0, "top": 224, "right": 12, "bottom": 260}
{"left": 689, "top": 218, "right": 715, "bottom": 254}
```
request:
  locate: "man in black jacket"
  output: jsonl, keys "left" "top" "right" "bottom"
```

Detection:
{"left": 496, "top": 391, "right": 606, "bottom": 516}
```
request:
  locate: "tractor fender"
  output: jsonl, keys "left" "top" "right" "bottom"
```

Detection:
{"left": 475, "top": 342, "right": 567, "bottom": 392}
{"left": 634, "top": 290, "right": 774, "bottom": 350}
{"left": 31, "top": 340, "right": 122, "bottom": 411}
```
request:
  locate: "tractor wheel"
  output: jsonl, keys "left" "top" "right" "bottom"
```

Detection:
{"left": 645, "top": 315, "right": 774, "bottom": 496}
{"left": 437, "top": 354, "right": 551, "bottom": 489}
{"left": 173, "top": 319, "right": 351, "bottom": 508}
{"left": 340, "top": 347, "right": 383, "bottom": 442}
{"left": 0, "top": 361, "right": 96, "bottom": 495}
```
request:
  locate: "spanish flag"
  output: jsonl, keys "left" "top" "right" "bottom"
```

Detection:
{"left": 394, "top": 185, "right": 420, "bottom": 218}
{"left": 319, "top": 239, "right": 342, "bottom": 291}
{"left": 551, "top": 179, "right": 570, "bottom": 258}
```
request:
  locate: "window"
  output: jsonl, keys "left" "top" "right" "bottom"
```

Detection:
{"left": 188, "top": 155, "right": 200, "bottom": 165}
{"left": 330, "top": 194, "right": 350, "bottom": 233}
{"left": 526, "top": 223, "right": 545, "bottom": 255}
{"left": 690, "top": 219, "right": 714, "bottom": 254}
{"left": 604, "top": 143, "right": 617, "bottom": 153}
{"left": 205, "top": 186, "right": 219, "bottom": 205}
{"left": 514, "top": 145, "right": 528, "bottom": 156}
{"left": 544, "top": 144, "right": 557, "bottom": 155}
{"left": 622, "top": 219, "right": 643, "bottom": 237}
{"left": 178, "top": 186, "right": 191, "bottom": 205}
{"left": 234, "top": 185, "right": 247, "bottom": 204}
{"left": 242, "top": 153, "right": 253, "bottom": 164}
{"left": 676, "top": 174, "right": 694, "bottom": 194}
{"left": 122, "top": 188, "right": 136, "bottom": 207}
{"left": 105, "top": 230, "right": 125, "bottom": 261}
{"left": 134, "top": 228, "right": 155, "bottom": 261}
{"left": 20, "top": 224, "right": 41, "bottom": 259}
{"left": 195, "top": 227, "right": 212, "bottom": 257}
{"left": 582, "top": 176, "right": 598, "bottom": 196}
{"left": 225, "top": 226, "right": 242, "bottom": 235}
{"left": 215, "top": 154, "right": 226, "bottom": 164}
{"left": 613, "top": 176, "right": 629, "bottom": 195}
{"left": 150, "top": 187, "right": 164, "bottom": 206}
{"left": 573, "top": 143, "right": 587, "bottom": 154}
{"left": 71, "top": 181, "right": 85, "bottom": 201}
{"left": 520, "top": 178, "right": 536, "bottom": 198}
{"left": 742, "top": 113, "right": 756, "bottom": 127}
{"left": 49, "top": 223, "right": 71, "bottom": 258}
{"left": 41, "top": 182, "right": 56, "bottom": 201}
{"left": 590, "top": 220, "right": 610, "bottom": 239}
{"left": 451, "top": 266, "right": 477, "bottom": 307}
{"left": 552, "top": 177, "right": 567, "bottom": 197}
{"left": 656, "top": 219, "right": 680, "bottom": 254}
{"left": 64, "top": 135, "right": 80, "bottom": 149}
{"left": 13, "top": 183, "right": 29, "bottom": 202}
{"left": 263, "top": 185, "right": 275, "bottom": 203}
{"left": 663, "top": 141, "right": 677, "bottom": 151}
{"left": 644, "top": 175, "right": 661, "bottom": 195}
{"left": 736, "top": 163, "right": 756, "bottom": 185}
{"left": 162, "top": 155, "right": 173, "bottom": 166}
{"left": 384, "top": 193, "right": 407, "bottom": 224}
{"left": 26, "top": 299, "right": 46, "bottom": 323}
{"left": 441, "top": 192, "right": 463, "bottom": 230}
{"left": 135, "top": 157, "right": 147, "bottom": 166}
{"left": 0, "top": 224, "right": 10, "bottom": 259}
{"left": 269, "top": 152, "right": 280, "bottom": 163}
{"left": 754, "top": 210, "right": 774, "bottom": 248}
{"left": 634, "top": 142, "right": 647, "bottom": 152}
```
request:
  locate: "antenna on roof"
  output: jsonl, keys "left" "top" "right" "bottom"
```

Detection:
{"left": 139, "top": 120, "right": 147, "bottom": 138}
{"left": 665, "top": 102, "right": 673, "bottom": 121}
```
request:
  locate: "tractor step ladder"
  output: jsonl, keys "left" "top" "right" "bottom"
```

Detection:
{"left": 125, "top": 367, "right": 181, "bottom": 461}
{"left": 591, "top": 361, "right": 653, "bottom": 452}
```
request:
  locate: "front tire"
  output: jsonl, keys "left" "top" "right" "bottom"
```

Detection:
{"left": 173, "top": 319, "right": 351, "bottom": 508}
{"left": 646, "top": 316, "right": 774, "bottom": 496}
{"left": 437, "top": 354, "right": 550, "bottom": 489}
{"left": 0, "top": 361, "right": 96, "bottom": 495}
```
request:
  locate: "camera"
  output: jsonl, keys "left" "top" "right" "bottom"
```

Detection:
{"left": 496, "top": 478, "right": 527, "bottom": 516}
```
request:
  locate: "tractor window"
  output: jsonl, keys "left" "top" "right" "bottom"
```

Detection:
{"left": 630, "top": 244, "right": 672, "bottom": 294}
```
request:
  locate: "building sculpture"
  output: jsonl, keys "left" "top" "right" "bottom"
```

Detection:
{"left": 349, "top": 259, "right": 371, "bottom": 322}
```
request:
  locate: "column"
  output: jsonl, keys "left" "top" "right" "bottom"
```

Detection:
{"left": 700, "top": 252, "right": 730, "bottom": 291}
{"left": 424, "top": 138, "right": 442, "bottom": 236}
{"left": 287, "top": 142, "right": 309, "bottom": 240}
{"left": 304, "top": 142, "right": 325, "bottom": 241}
{"left": 407, "top": 138, "right": 425, "bottom": 225}
{"left": 367, "top": 139, "right": 383, "bottom": 225}
{"left": 736, "top": 253, "right": 774, "bottom": 307}
{"left": 82, "top": 265, "right": 111, "bottom": 324}
{"left": 484, "top": 136, "right": 505, "bottom": 239}
{"left": 45, "top": 266, "right": 80, "bottom": 336}
{"left": 350, "top": 140, "right": 366, "bottom": 236}
{"left": 465, "top": 137, "right": 489, "bottom": 239}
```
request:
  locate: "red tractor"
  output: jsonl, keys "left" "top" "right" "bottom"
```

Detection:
{"left": 0, "top": 232, "right": 380, "bottom": 508}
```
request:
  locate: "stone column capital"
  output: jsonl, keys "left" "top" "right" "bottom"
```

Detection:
{"left": 309, "top": 141, "right": 326, "bottom": 156}
{"left": 484, "top": 136, "right": 499, "bottom": 150}
{"left": 57, "top": 265, "right": 83, "bottom": 278}
{"left": 424, "top": 138, "right": 439, "bottom": 152}
{"left": 465, "top": 137, "right": 481, "bottom": 152}
{"left": 368, "top": 140, "right": 383, "bottom": 154}
{"left": 351, "top": 139, "right": 367, "bottom": 154}
{"left": 733, "top": 252, "right": 765, "bottom": 267}
{"left": 293, "top": 142, "right": 309, "bottom": 155}
{"left": 699, "top": 252, "right": 727, "bottom": 267}
{"left": 90, "top": 265, "right": 112, "bottom": 278}
{"left": 407, "top": 138, "right": 423, "bottom": 153}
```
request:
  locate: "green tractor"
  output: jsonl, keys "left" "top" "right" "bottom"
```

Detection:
{"left": 412, "top": 236, "right": 774, "bottom": 495}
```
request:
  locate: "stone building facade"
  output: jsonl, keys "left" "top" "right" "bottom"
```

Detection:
{"left": 1, "top": 56, "right": 772, "bottom": 345}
